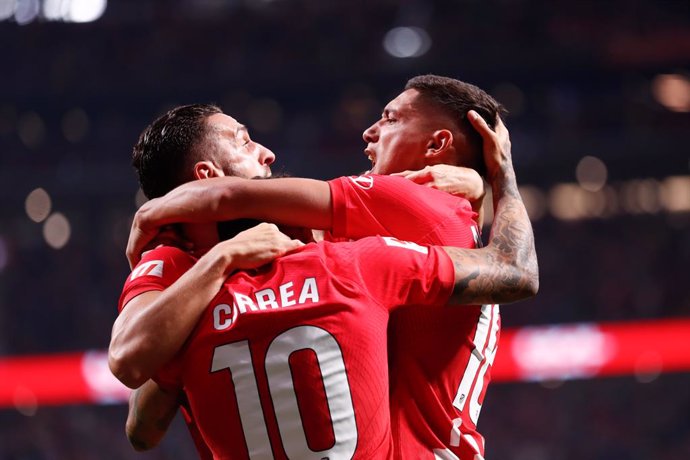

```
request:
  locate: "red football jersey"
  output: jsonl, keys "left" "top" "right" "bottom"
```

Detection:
{"left": 327, "top": 174, "right": 500, "bottom": 459}
{"left": 118, "top": 246, "right": 214, "bottom": 460}
{"left": 119, "top": 237, "right": 454, "bottom": 459}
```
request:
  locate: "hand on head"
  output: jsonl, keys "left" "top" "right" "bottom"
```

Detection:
{"left": 467, "top": 110, "right": 512, "bottom": 180}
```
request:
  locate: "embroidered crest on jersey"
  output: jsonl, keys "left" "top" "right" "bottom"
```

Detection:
{"left": 130, "top": 260, "right": 164, "bottom": 280}
{"left": 348, "top": 175, "right": 374, "bottom": 190}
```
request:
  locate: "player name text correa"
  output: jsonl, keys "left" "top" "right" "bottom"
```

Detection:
{"left": 213, "top": 277, "right": 320, "bottom": 330}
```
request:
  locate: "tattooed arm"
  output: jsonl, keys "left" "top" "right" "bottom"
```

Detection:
{"left": 444, "top": 111, "right": 538, "bottom": 304}
{"left": 126, "top": 380, "right": 179, "bottom": 451}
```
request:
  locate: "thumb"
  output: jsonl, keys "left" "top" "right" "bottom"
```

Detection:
{"left": 402, "top": 169, "right": 433, "bottom": 185}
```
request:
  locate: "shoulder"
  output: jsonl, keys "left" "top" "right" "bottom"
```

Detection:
{"left": 330, "top": 174, "right": 410, "bottom": 191}
{"left": 128, "top": 245, "right": 196, "bottom": 282}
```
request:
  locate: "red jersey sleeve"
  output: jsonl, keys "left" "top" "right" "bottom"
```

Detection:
{"left": 117, "top": 246, "right": 195, "bottom": 391}
{"left": 325, "top": 236, "right": 455, "bottom": 310}
{"left": 117, "top": 246, "right": 196, "bottom": 313}
{"left": 327, "top": 174, "right": 477, "bottom": 247}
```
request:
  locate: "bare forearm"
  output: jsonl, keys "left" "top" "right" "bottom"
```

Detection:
{"left": 446, "top": 165, "right": 538, "bottom": 304}
{"left": 144, "top": 177, "right": 332, "bottom": 228}
{"left": 114, "top": 224, "right": 302, "bottom": 388}
{"left": 110, "top": 253, "right": 229, "bottom": 388}
{"left": 126, "top": 380, "right": 179, "bottom": 451}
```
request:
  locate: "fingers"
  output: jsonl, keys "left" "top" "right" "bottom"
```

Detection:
{"left": 285, "top": 238, "right": 306, "bottom": 253}
{"left": 390, "top": 170, "right": 414, "bottom": 177}
{"left": 391, "top": 168, "right": 434, "bottom": 184}
{"left": 126, "top": 238, "right": 141, "bottom": 270}
{"left": 467, "top": 110, "right": 496, "bottom": 141}
{"left": 126, "top": 227, "right": 149, "bottom": 270}
{"left": 495, "top": 116, "right": 507, "bottom": 133}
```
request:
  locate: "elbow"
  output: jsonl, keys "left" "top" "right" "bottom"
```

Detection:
{"left": 126, "top": 422, "right": 160, "bottom": 452}
{"left": 496, "top": 264, "right": 538, "bottom": 304}
{"left": 525, "top": 255, "right": 540, "bottom": 297}
{"left": 108, "top": 346, "right": 147, "bottom": 390}
{"left": 514, "top": 264, "right": 539, "bottom": 300}
{"left": 524, "top": 270, "right": 539, "bottom": 298}
{"left": 509, "top": 249, "right": 539, "bottom": 300}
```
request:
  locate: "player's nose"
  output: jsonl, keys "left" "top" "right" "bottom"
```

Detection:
{"left": 259, "top": 144, "right": 275, "bottom": 166}
{"left": 362, "top": 122, "right": 378, "bottom": 143}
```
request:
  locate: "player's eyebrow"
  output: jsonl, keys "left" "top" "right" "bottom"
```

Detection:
{"left": 383, "top": 108, "right": 398, "bottom": 118}
{"left": 235, "top": 125, "right": 248, "bottom": 138}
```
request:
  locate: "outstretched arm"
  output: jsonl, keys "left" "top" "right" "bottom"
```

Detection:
{"left": 443, "top": 111, "right": 539, "bottom": 304}
{"left": 127, "top": 178, "right": 332, "bottom": 267}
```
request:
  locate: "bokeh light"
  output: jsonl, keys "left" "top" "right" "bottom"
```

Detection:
{"left": 0, "top": 0, "right": 13, "bottom": 20}
{"left": 383, "top": 27, "right": 431, "bottom": 58}
{"left": 652, "top": 74, "right": 690, "bottom": 112}
{"left": 25, "top": 188, "right": 52, "bottom": 223}
{"left": 13, "top": 386, "right": 38, "bottom": 417}
{"left": 3, "top": 0, "right": 108, "bottom": 23}
{"left": 576, "top": 156, "right": 608, "bottom": 192}
{"left": 14, "top": 0, "right": 39, "bottom": 25}
{"left": 42, "top": 212, "right": 71, "bottom": 249}
{"left": 660, "top": 176, "right": 690, "bottom": 212}
{"left": 66, "top": 0, "right": 107, "bottom": 23}
{"left": 519, "top": 185, "right": 547, "bottom": 221}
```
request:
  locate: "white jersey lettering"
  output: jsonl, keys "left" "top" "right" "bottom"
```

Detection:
{"left": 235, "top": 293, "right": 258, "bottom": 314}
{"left": 213, "top": 304, "right": 233, "bottom": 330}
{"left": 279, "top": 281, "right": 296, "bottom": 307}
{"left": 211, "top": 278, "right": 321, "bottom": 330}
{"left": 298, "top": 277, "right": 319, "bottom": 304}
{"left": 255, "top": 288, "right": 279, "bottom": 310}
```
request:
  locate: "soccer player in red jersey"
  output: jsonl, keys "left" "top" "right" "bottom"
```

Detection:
{"left": 110, "top": 104, "right": 536, "bottom": 458}
{"left": 120, "top": 226, "right": 469, "bottom": 459}
{"left": 122, "top": 75, "right": 536, "bottom": 458}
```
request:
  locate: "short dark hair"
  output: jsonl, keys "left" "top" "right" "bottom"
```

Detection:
{"left": 132, "top": 103, "right": 222, "bottom": 198}
{"left": 405, "top": 74, "right": 506, "bottom": 175}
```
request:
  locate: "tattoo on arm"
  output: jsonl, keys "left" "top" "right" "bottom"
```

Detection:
{"left": 127, "top": 389, "right": 152, "bottom": 450}
{"left": 127, "top": 383, "right": 180, "bottom": 451}
{"left": 448, "top": 165, "right": 538, "bottom": 304}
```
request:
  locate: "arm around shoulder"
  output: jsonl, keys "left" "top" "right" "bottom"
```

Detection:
{"left": 442, "top": 113, "right": 538, "bottom": 305}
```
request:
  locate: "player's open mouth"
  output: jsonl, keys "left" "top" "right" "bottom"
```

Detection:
{"left": 365, "top": 148, "right": 376, "bottom": 167}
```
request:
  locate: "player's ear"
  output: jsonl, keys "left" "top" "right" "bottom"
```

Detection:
{"left": 193, "top": 160, "right": 224, "bottom": 179}
{"left": 424, "top": 129, "right": 454, "bottom": 161}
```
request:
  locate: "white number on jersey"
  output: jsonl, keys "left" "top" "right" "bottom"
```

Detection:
{"left": 211, "top": 325, "right": 358, "bottom": 459}
{"left": 447, "top": 225, "right": 499, "bottom": 454}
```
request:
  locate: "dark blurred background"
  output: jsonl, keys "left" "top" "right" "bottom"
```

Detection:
{"left": 1, "top": 0, "right": 689, "bottom": 458}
